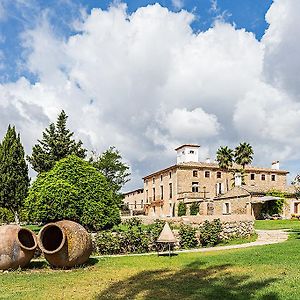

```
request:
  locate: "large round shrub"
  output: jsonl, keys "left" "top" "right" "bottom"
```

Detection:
{"left": 25, "top": 155, "right": 120, "bottom": 230}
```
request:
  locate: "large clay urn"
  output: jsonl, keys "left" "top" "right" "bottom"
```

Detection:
{"left": 0, "top": 225, "right": 37, "bottom": 270}
{"left": 37, "top": 220, "right": 92, "bottom": 268}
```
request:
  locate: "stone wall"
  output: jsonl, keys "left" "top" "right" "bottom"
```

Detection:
{"left": 122, "top": 214, "right": 255, "bottom": 240}
{"left": 219, "top": 220, "right": 254, "bottom": 240}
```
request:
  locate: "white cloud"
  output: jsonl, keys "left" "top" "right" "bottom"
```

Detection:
{"left": 262, "top": 0, "right": 300, "bottom": 99}
{"left": 163, "top": 107, "right": 220, "bottom": 140}
{"left": 172, "top": 0, "right": 184, "bottom": 10}
{"left": 0, "top": 1, "right": 300, "bottom": 189}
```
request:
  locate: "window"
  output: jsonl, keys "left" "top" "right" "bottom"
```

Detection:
{"left": 261, "top": 174, "right": 266, "bottom": 181}
{"left": 146, "top": 190, "right": 148, "bottom": 203}
{"left": 153, "top": 188, "right": 155, "bottom": 200}
{"left": 160, "top": 186, "right": 163, "bottom": 199}
{"left": 160, "top": 175, "right": 163, "bottom": 181}
{"left": 141, "top": 200, "right": 143, "bottom": 208}
{"left": 294, "top": 203, "right": 299, "bottom": 214}
{"left": 192, "top": 182, "right": 199, "bottom": 193}
{"left": 193, "top": 170, "right": 198, "bottom": 177}
{"left": 134, "top": 201, "right": 137, "bottom": 209}
{"left": 190, "top": 150, "right": 195, "bottom": 154}
{"left": 250, "top": 174, "right": 255, "bottom": 180}
{"left": 169, "top": 172, "right": 172, "bottom": 179}
{"left": 217, "top": 171, "right": 221, "bottom": 179}
{"left": 216, "top": 182, "right": 223, "bottom": 195}
{"left": 205, "top": 171, "right": 210, "bottom": 178}
{"left": 271, "top": 174, "right": 276, "bottom": 181}
{"left": 152, "top": 177, "right": 155, "bottom": 184}
{"left": 223, "top": 203, "right": 230, "bottom": 215}
{"left": 169, "top": 183, "right": 172, "bottom": 198}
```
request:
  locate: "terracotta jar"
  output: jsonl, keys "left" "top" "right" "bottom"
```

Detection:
{"left": 0, "top": 225, "right": 37, "bottom": 270}
{"left": 38, "top": 220, "right": 92, "bottom": 268}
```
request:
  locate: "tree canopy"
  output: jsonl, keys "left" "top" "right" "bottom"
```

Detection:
{"left": 234, "top": 142, "right": 254, "bottom": 169}
{"left": 0, "top": 125, "right": 29, "bottom": 223}
{"left": 25, "top": 155, "right": 120, "bottom": 230}
{"left": 27, "top": 110, "right": 87, "bottom": 174}
{"left": 216, "top": 146, "right": 234, "bottom": 170}
{"left": 91, "top": 146, "right": 130, "bottom": 204}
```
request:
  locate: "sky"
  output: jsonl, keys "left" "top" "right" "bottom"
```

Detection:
{"left": 0, "top": 0, "right": 300, "bottom": 191}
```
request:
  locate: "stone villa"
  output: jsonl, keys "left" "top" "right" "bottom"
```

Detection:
{"left": 124, "top": 144, "right": 299, "bottom": 219}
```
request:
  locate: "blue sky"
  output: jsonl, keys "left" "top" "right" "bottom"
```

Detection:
{"left": 1, "top": 0, "right": 300, "bottom": 190}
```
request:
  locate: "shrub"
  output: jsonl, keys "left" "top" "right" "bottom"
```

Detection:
{"left": 190, "top": 202, "right": 199, "bottom": 216}
{"left": 0, "top": 208, "right": 14, "bottom": 224}
{"left": 94, "top": 219, "right": 169, "bottom": 255}
{"left": 178, "top": 201, "right": 187, "bottom": 217}
{"left": 178, "top": 224, "right": 198, "bottom": 249}
{"left": 200, "top": 219, "right": 222, "bottom": 246}
{"left": 261, "top": 190, "right": 286, "bottom": 216}
{"left": 94, "top": 231, "right": 121, "bottom": 255}
{"left": 25, "top": 155, "right": 120, "bottom": 231}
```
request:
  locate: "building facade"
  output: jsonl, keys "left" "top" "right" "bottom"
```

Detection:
{"left": 124, "top": 144, "right": 297, "bottom": 219}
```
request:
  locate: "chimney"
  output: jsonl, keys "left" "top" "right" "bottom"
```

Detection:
{"left": 205, "top": 157, "right": 211, "bottom": 163}
{"left": 271, "top": 161, "right": 280, "bottom": 170}
{"left": 234, "top": 173, "right": 242, "bottom": 187}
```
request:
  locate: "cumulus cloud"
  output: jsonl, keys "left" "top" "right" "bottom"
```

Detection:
{"left": 0, "top": 1, "right": 300, "bottom": 189}
{"left": 262, "top": 0, "right": 300, "bottom": 99}
{"left": 163, "top": 108, "right": 220, "bottom": 140}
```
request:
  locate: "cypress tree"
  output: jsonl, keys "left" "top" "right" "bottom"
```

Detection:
{"left": 0, "top": 125, "right": 30, "bottom": 224}
{"left": 27, "top": 110, "right": 87, "bottom": 174}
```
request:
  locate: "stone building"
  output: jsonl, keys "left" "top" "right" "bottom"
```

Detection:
{"left": 124, "top": 144, "right": 298, "bottom": 219}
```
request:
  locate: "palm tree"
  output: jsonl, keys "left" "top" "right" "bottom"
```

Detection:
{"left": 216, "top": 146, "right": 234, "bottom": 192}
{"left": 234, "top": 142, "right": 254, "bottom": 169}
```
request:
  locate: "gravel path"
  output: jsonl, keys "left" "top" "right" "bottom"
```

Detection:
{"left": 94, "top": 229, "right": 289, "bottom": 258}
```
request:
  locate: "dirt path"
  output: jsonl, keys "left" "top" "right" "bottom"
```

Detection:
{"left": 95, "top": 230, "right": 289, "bottom": 258}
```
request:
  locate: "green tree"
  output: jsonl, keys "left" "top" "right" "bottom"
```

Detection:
{"left": 190, "top": 202, "right": 199, "bottom": 216}
{"left": 216, "top": 146, "right": 234, "bottom": 192}
{"left": 234, "top": 142, "right": 254, "bottom": 169}
{"left": 0, "top": 125, "right": 30, "bottom": 224}
{"left": 91, "top": 146, "right": 130, "bottom": 205}
{"left": 178, "top": 201, "right": 187, "bottom": 217}
{"left": 25, "top": 155, "right": 120, "bottom": 230}
{"left": 27, "top": 110, "right": 86, "bottom": 174}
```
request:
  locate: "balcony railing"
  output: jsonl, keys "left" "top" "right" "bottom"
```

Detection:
{"left": 177, "top": 192, "right": 210, "bottom": 200}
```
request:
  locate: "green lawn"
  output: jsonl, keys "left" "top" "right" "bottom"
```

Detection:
{"left": 255, "top": 219, "right": 300, "bottom": 231}
{"left": 1, "top": 231, "right": 300, "bottom": 299}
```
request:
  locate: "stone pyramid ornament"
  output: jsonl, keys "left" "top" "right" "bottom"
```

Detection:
{"left": 157, "top": 222, "right": 177, "bottom": 243}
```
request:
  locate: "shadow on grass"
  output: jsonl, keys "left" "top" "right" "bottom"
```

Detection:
{"left": 25, "top": 257, "right": 101, "bottom": 270}
{"left": 96, "top": 261, "right": 279, "bottom": 300}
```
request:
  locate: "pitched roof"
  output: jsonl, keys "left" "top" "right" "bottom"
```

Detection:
{"left": 143, "top": 161, "right": 289, "bottom": 179}
{"left": 215, "top": 186, "right": 250, "bottom": 200}
{"left": 215, "top": 184, "right": 298, "bottom": 200}
{"left": 157, "top": 222, "right": 177, "bottom": 243}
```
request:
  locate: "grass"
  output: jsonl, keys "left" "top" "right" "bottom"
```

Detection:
{"left": 218, "top": 233, "right": 258, "bottom": 246}
{"left": 1, "top": 230, "right": 300, "bottom": 299}
{"left": 23, "top": 224, "right": 42, "bottom": 234}
{"left": 255, "top": 219, "right": 300, "bottom": 231}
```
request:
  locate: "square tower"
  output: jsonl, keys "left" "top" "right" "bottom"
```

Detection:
{"left": 175, "top": 144, "right": 200, "bottom": 164}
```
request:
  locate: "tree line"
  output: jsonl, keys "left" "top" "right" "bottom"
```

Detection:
{"left": 0, "top": 110, "right": 130, "bottom": 229}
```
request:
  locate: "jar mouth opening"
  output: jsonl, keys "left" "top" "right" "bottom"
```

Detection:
{"left": 38, "top": 223, "right": 66, "bottom": 254}
{"left": 17, "top": 228, "right": 37, "bottom": 251}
